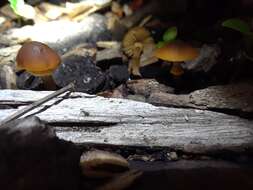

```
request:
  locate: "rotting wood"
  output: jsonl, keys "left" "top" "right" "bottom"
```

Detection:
{"left": 0, "top": 14, "right": 111, "bottom": 54}
{"left": 0, "top": 89, "right": 253, "bottom": 153}
{"left": 148, "top": 81, "right": 253, "bottom": 113}
{"left": 0, "top": 83, "right": 74, "bottom": 126}
{"left": 126, "top": 79, "right": 174, "bottom": 97}
{"left": 0, "top": 45, "right": 20, "bottom": 66}
{"left": 96, "top": 47, "right": 123, "bottom": 62}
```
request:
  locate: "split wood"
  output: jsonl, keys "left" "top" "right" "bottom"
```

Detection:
{"left": 0, "top": 82, "right": 75, "bottom": 126}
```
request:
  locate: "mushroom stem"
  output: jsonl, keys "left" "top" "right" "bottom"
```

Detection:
{"left": 41, "top": 75, "right": 57, "bottom": 90}
{"left": 129, "top": 58, "right": 141, "bottom": 76}
{"left": 170, "top": 62, "right": 184, "bottom": 76}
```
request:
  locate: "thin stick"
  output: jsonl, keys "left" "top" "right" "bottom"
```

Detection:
{"left": 0, "top": 83, "right": 75, "bottom": 126}
{"left": 138, "top": 15, "right": 152, "bottom": 27}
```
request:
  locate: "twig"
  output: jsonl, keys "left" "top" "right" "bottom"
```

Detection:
{"left": 0, "top": 82, "right": 75, "bottom": 126}
{"left": 138, "top": 15, "right": 152, "bottom": 27}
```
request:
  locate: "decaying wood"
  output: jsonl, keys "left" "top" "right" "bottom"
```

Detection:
{"left": 0, "top": 83, "right": 74, "bottom": 126}
{"left": 96, "top": 47, "right": 123, "bottom": 62}
{"left": 0, "top": 65, "right": 16, "bottom": 89}
{"left": 148, "top": 81, "right": 253, "bottom": 113}
{"left": 95, "top": 41, "right": 123, "bottom": 66}
{"left": 0, "top": 45, "right": 20, "bottom": 66}
{"left": 127, "top": 79, "right": 174, "bottom": 97}
{"left": 96, "top": 41, "right": 121, "bottom": 49}
{"left": 0, "top": 45, "right": 20, "bottom": 89}
{"left": 0, "top": 89, "right": 252, "bottom": 154}
{"left": 0, "top": 14, "right": 110, "bottom": 54}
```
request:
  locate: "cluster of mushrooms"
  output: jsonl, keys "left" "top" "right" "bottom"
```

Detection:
{"left": 122, "top": 26, "right": 200, "bottom": 77}
{"left": 13, "top": 24, "right": 200, "bottom": 190}
{"left": 15, "top": 26, "right": 200, "bottom": 91}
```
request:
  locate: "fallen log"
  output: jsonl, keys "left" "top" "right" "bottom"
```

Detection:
{"left": 0, "top": 89, "right": 252, "bottom": 154}
{"left": 148, "top": 81, "right": 253, "bottom": 113}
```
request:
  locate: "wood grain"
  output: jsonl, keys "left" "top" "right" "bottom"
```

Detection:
{"left": 0, "top": 89, "right": 252, "bottom": 153}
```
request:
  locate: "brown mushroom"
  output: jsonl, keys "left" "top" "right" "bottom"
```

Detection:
{"left": 80, "top": 149, "right": 129, "bottom": 178}
{"left": 154, "top": 41, "right": 199, "bottom": 76}
{"left": 16, "top": 41, "right": 61, "bottom": 90}
{"left": 122, "top": 26, "right": 154, "bottom": 76}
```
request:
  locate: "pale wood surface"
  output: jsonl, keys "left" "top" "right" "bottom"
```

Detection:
{"left": 0, "top": 89, "right": 253, "bottom": 153}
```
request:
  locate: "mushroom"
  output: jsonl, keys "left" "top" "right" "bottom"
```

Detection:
{"left": 122, "top": 26, "right": 154, "bottom": 76}
{"left": 154, "top": 41, "right": 199, "bottom": 76}
{"left": 16, "top": 41, "right": 61, "bottom": 90}
{"left": 80, "top": 149, "right": 129, "bottom": 178}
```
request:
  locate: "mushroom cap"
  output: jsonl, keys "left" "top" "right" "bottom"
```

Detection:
{"left": 122, "top": 26, "right": 154, "bottom": 57}
{"left": 16, "top": 41, "right": 61, "bottom": 76}
{"left": 80, "top": 150, "right": 129, "bottom": 178}
{"left": 154, "top": 41, "right": 199, "bottom": 62}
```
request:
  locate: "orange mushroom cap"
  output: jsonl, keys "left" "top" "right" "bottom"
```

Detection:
{"left": 154, "top": 41, "right": 199, "bottom": 62}
{"left": 16, "top": 41, "right": 61, "bottom": 76}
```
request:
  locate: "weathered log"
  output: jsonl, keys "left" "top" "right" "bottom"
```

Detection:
{"left": 148, "top": 81, "right": 253, "bottom": 113}
{"left": 0, "top": 89, "right": 253, "bottom": 153}
{"left": 1, "top": 116, "right": 252, "bottom": 190}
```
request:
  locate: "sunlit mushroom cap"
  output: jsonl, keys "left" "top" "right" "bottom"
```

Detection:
{"left": 154, "top": 41, "right": 199, "bottom": 62}
{"left": 16, "top": 41, "right": 61, "bottom": 76}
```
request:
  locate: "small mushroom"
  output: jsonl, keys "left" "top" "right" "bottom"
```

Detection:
{"left": 16, "top": 41, "right": 61, "bottom": 90}
{"left": 122, "top": 26, "right": 154, "bottom": 76}
{"left": 80, "top": 150, "right": 129, "bottom": 178}
{"left": 154, "top": 41, "right": 199, "bottom": 76}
